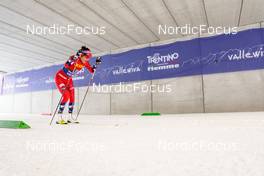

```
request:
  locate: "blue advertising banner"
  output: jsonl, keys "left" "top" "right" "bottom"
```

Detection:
{"left": 2, "top": 65, "right": 62, "bottom": 94}
{"left": 200, "top": 28, "right": 264, "bottom": 74}
{"left": 0, "top": 75, "right": 3, "bottom": 95}
{"left": 1, "top": 28, "right": 264, "bottom": 94}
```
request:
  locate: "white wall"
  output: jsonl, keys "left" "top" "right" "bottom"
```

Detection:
{"left": 78, "top": 86, "right": 110, "bottom": 115}
{"left": 203, "top": 70, "right": 264, "bottom": 112}
{"left": 110, "top": 81, "right": 152, "bottom": 114}
{"left": 152, "top": 76, "right": 204, "bottom": 114}
{"left": 0, "top": 94, "right": 13, "bottom": 113}
{"left": 31, "top": 90, "right": 52, "bottom": 114}
{"left": 13, "top": 93, "right": 31, "bottom": 113}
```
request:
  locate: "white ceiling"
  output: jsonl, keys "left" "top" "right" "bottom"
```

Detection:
{"left": 0, "top": 0, "right": 263, "bottom": 73}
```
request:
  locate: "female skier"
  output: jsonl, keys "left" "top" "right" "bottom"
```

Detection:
{"left": 54, "top": 46, "right": 101, "bottom": 124}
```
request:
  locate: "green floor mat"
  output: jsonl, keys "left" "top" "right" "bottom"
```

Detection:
{"left": 141, "top": 112, "right": 161, "bottom": 116}
{"left": 0, "top": 120, "right": 31, "bottom": 129}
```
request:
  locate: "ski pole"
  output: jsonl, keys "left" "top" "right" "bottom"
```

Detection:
{"left": 74, "top": 69, "right": 96, "bottom": 121}
{"left": 49, "top": 93, "right": 63, "bottom": 125}
{"left": 74, "top": 57, "right": 102, "bottom": 120}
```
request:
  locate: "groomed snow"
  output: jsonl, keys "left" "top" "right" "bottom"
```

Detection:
{"left": 0, "top": 112, "right": 264, "bottom": 176}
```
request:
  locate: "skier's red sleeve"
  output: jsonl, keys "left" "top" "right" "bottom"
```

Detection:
{"left": 85, "top": 61, "right": 94, "bottom": 73}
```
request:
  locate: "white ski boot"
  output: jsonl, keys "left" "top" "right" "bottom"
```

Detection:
{"left": 67, "top": 113, "right": 79, "bottom": 124}
{"left": 56, "top": 113, "right": 67, "bottom": 125}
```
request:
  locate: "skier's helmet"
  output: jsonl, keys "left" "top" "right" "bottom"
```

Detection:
{"left": 77, "top": 46, "right": 92, "bottom": 60}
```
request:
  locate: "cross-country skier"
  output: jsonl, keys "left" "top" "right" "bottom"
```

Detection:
{"left": 54, "top": 46, "right": 101, "bottom": 124}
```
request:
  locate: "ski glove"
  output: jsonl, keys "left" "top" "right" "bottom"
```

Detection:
{"left": 96, "top": 57, "right": 102, "bottom": 65}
